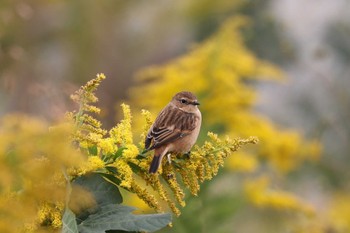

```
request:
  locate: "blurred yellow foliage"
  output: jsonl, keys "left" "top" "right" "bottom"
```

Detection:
{"left": 329, "top": 193, "right": 350, "bottom": 232}
{"left": 0, "top": 115, "right": 85, "bottom": 232}
{"left": 289, "top": 192, "right": 350, "bottom": 233}
{"left": 226, "top": 151, "right": 257, "bottom": 172}
{"left": 244, "top": 176, "right": 314, "bottom": 215}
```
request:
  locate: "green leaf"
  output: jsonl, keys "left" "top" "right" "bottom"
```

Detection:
{"left": 62, "top": 208, "right": 79, "bottom": 233}
{"left": 78, "top": 204, "right": 172, "bottom": 233}
{"left": 99, "top": 172, "right": 121, "bottom": 186}
{"left": 88, "top": 145, "right": 98, "bottom": 156}
{"left": 106, "top": 231, "right": 136, "bottom": 233}
{"left": 73, "top": 173, "right": 123, "bottom": 206}
{"left": 112, "top": 147, "right": 126, "bottom": 160}
{"left": 106, "top": 230, "right": 136, "bottom": 233}
{"left": 127, "top": 161, "right": 143, "bottom": 173}
{"left": 105, "top": 166, "right": 119, "bottom": 174}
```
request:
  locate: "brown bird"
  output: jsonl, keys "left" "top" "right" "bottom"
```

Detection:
{"left": 145, "top": 91, "right": 202, "bottom": 173}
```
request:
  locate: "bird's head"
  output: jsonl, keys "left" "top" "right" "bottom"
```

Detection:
{"left": 172, "top": 91, "right": 200, "bottom": 113}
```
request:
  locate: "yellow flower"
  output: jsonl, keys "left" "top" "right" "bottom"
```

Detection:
{"left": 99, "top": 138, "right": 117, "bottom": 155}
{"left": 112, "top": 160, "right": 133, "bottom": 189}
{"left": 110, "top": 104, "right": 133, "bottom": 145}
{"left": 37, "top": 202, "right": 64, "bottom": 229}
{"left": 122, "top": 144, "right": 139, "bottom": 159}
{"left": 68, "top": 74, "right": 107, "bottom": 147}
{"left": 87, "top": 156, "right": 105, "bottom": 170}
{"left": 128, "top": 180, "right": 161, "bottom": 212}
{"left": 139, "top": 109, "right": 153, "bottom": 147}
{"left": 69, "top": 156, "right": 105, "bottom": 177}
{"left": 70, "top": 73, "right": 106, "bottom": 105}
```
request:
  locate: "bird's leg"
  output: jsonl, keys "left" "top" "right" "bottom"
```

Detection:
{"left": 166, "top": 153, "right": 172, "bottom": 164}
{"left": 166, "top": 173, "right": 174, "bottom": 179}
{"left": 164, "top": 153, "right": 175, "bottom": 179}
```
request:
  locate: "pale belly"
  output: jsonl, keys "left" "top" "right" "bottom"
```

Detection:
{"left": 169, "top": 110, "right": 201, "bottom": 153}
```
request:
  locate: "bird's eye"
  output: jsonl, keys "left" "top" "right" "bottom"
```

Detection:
{"left": 180, "top": 99, "right": 187, "bottom": 104}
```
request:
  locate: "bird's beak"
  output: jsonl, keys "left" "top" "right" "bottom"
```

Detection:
{"left": 192, "top": 101, "right": 200, "bottom": 106}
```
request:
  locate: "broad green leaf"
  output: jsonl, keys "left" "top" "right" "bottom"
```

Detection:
{"left": 73, "top": 173, "right": 122, "bottom": 206}
{"left": 78, "top": 204, "right": 172, "bottom": 233}
{"left": 62, "top": 208, "right": 79, "bottom": 233}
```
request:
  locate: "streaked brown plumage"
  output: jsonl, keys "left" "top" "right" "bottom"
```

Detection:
{"left": 145, "top": 91, "right": 202, "bottom": 173}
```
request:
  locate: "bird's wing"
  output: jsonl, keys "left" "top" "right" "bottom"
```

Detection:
{"left": 145, "top": 105, "right": 198, "bottom": 150}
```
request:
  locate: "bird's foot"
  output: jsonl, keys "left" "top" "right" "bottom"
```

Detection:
{"left": 184, "top": 151, "right": 191, "bottom": 159}
{"left": 166, "top": 173, "right": 174, "bottom": 179}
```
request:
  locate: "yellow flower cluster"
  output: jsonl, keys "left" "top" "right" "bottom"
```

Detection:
{"left": 37, "top": 202, "right": 64, "bottom": 229}
{"left": 128, "top": 179, "right": 161, "bottom": 212}
{"left": 68, "top": 156, "right": 105, "bottom": 177}
{"left": 0, "top": 115, "right": 85, "bottom": 232}
{"left": 67, "top": 77, "right": 159, "bottom": 213}
{"left": 171, "top": 132, "right": 259, "bottom": 196}
{"left": 125, "top": 132, "right": 258, "bottom": 217}
{"left": 139, "top": 109, "right": 153, "bottom": 148}
{"left": 98, "top": 137, "right": 117, "bottom": 155}
{"left": 112, "top": 160, "right": 134, "bottom": 189}
{"left": 70, "top": 73, "right": 106, "bottom": 114}
{"left": 69, "top": 73, "right": 107, "bottom": 146}
{"left": 110, "top": 103, "right": 134, "bottom": 145}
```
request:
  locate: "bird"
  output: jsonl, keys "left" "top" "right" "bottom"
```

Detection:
{"left": 145, "top": 91, "right": 202, "bottom": 173}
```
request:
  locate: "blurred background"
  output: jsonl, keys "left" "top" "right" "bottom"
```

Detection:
{"left": 1, "top": 0, "right": 350, "bottom": 232}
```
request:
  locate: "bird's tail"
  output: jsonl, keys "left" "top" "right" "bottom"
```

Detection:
{"left": 149, "top": 154, "right": 164, "bottom": 173}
